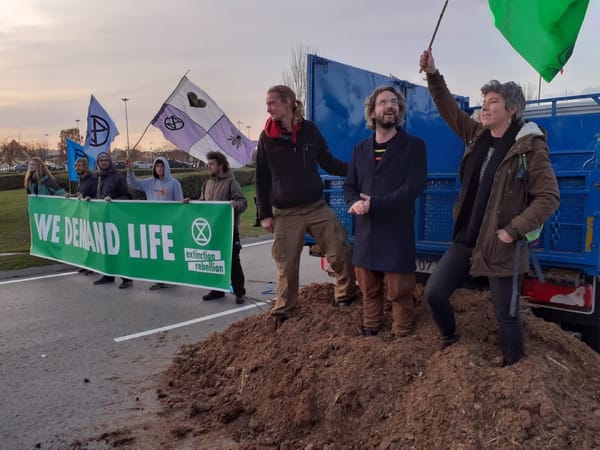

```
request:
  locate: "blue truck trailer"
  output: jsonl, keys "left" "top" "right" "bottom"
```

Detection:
{"left": 305, "top": 54, "right": 600, "bottom": 352}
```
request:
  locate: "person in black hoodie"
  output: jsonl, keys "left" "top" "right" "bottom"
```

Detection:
{"left": 68, "top": 156, "right": 98, "bottom": 275}
{"left": 255, "top": 85, "right": 358, "bottom": 324}
{"left": 92, "top": 152, "right": 134, "bottom": 289}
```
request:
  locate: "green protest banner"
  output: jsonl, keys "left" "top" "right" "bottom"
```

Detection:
{"left": 28, "top": 196, "right": 233, "bottom": 290}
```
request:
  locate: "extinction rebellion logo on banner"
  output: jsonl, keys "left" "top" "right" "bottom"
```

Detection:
{"left": 185, "top": 217, "right": 226, "bottom": 275}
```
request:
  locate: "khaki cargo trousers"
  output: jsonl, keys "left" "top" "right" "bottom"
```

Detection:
{"left": 270, "top": 200, "right": 358, "bottom": 316}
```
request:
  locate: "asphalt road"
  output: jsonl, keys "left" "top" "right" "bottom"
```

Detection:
{"left": 0, "top": 238, "right": 332, "bottom": 450}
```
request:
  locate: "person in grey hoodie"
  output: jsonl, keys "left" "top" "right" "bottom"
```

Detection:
{"left": 127, "top": 156, "right": 184, "bottom": 202}
{"left": 126, "top": 156, "right": 184, "bottom": 290}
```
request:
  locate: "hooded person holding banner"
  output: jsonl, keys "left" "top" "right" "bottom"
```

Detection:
{"left": 92, "top": 151, "right": 134, "bottom": 289}
{"left": 94, "top": 152, "right": 131, "bottom": 201}
{"left": 419, "top": 49, "right": 560, "bottom": 365}
{"left": 126, "top": 156, "right": 183, "bottom": 291}
{"left": 126, "top": 157, "right": 183, "bottom": 202}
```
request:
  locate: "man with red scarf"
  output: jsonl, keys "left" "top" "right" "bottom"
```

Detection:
{"left": 255, "top": 85, "right": 358, "bottom": 325}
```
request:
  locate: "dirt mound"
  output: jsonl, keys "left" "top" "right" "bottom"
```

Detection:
{"left": 68, "top": 283, "right": 600, "bottom": 449}
{"left": 140, "top": 283, "right": 600, "bottom": 449}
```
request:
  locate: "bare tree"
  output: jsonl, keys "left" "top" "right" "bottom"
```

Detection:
{"left": 0, "top": 139, "right": 29, "bottom": 166}
{"left": 282, "top": 44, "right": 317, "bottom": 106}
{"left": 58, "top": 128, "right": 81, "bottom": 163}
{"left": 111, "top": 149, "right": 127, "bottom": 161}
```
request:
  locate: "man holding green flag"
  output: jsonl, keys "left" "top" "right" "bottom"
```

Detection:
{"left": 489, "top": 0, "right": 590, "bottom": 82}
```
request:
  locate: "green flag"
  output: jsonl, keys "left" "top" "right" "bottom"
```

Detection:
{"left": 489, "top": 0, "right": 589, "bottom": 82}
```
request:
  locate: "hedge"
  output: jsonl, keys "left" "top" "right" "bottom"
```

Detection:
{"left": 1, "top": 168, "right": 256, "bottom": 199}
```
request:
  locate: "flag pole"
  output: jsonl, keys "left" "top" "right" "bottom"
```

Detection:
{"left": 428, "top": 0, "right": 449, "bottom": 50}
{"left": 537, "top": 74, "right": 541, "bottom": 104}
{"left": 420, "top": 0, "right": 449, "bottom": 73}
{"left": 129, "top": 70, "right": 191, "bottom": 152}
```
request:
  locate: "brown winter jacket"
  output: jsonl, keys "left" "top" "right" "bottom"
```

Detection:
{"left": 200, "top": 170, "right": 247, "bottom": 229}
{"left": 427, "top": 70, "right": 560, "bottom": 277}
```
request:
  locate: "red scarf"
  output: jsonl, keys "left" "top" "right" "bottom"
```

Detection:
{"left": 264, "top": 117, "right": 302, "bottom": 144}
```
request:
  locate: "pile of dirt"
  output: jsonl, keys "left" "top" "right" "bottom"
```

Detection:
{"left": 73, "top": 283, "right": 600, "bottom": 449}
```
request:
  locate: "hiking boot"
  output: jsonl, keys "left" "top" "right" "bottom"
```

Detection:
{"left": 150, "top": 282, "right": 171, "bottom": 291}
{"left": 203, "top": 290, "right": 225, "bottom": 301}
{"left": 441, "top": 334, "right": 460, "bottom": 349}
{"left": 78, "top": 268, "right": 87, "bottom": 274}
{"left": 266, "top": 314, "right": 288, "bottom": 331}
{"left": 392, "top": 320, "right": 415, "bottom": 338}
{"left": 337, "top": 296, "right": 357, "bottom": 308}
{"left": 362, "top": 328, "right": 379, "bottom": 337}
{"left": 119, "top": 279, "right": 133, "bottom": 289}
{"left": 393, "top": 326, "right": 415, "bottom": 338}
{"left": 235, "top": 295, "right": 247, "bottom": 305}
{"left": 94, "top": 276, "right": 114, "bottom": 285}
{"left": 271, "top": 315, "right": 288, "bottom": 327}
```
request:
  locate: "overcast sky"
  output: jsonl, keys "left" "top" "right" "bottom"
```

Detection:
{"left": 1, "top": 0, "right": 598, "bottom": 152}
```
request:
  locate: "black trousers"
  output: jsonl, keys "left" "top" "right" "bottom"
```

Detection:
{"left": 424, "top": 242, "right": 524, "bottom": 364}
{"left": 230, "top": 228, "right": 246, "bottom": 296}
{"left": 102, "top": 276, "right": 132, "bottom": 283}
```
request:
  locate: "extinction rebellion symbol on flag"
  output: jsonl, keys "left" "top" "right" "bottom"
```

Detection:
{"left": 88, "top": 115, "right": 111, "bottom": 147}
{"left": 164, "top": 115, "right": 184, "bottom": 131}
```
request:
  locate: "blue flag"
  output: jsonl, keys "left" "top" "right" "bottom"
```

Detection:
{"left": 84, "top": 95, "right": 119, "bottom": 159}
{"left": 67, "top": 139, "right": 96, "bottom": 182}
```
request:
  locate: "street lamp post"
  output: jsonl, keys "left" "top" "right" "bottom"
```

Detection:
{"left": 246, "top": 125, "right": 251, "bottom": 139}
{"left": 236, "top": 120, "right": 243, "bottom": 131}
{"left": 75, "top": 119, "right": 80, "bottom": 143}
{"left": 121, "top": 97, "right": 130, "bottom": 153}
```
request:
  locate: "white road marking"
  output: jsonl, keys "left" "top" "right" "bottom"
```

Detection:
{"left": 0, "top": 271, "right": 77, "bottom": 285}
{"left": 243, "top": 239, "right": 273, "bottom": 248}
{"left": 114, "top": 302, "right": 267, "bottom": 342}
{"left": 4, "top": 240, "right": 274, "bottom": 341}
{"left": 1, "top": 241, "right": 271, "bottom": 286}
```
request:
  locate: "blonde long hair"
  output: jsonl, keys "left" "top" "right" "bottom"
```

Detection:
{"left": 24, "top": 157, "right": 54, "bottom": 188}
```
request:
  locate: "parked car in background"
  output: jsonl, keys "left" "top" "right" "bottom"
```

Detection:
{"left": 12, "top": 164, "right": 28, "bottom": 172}
{"left": 133, "top": 161, "right": 153, "bottom": 169}
{"left": 46, "top": 162, "right": 62, "bottom": 171}
{"left": 166, "top": 159, "right": 190, "bottom": 168}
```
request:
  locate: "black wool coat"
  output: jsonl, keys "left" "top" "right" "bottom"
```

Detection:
{"left": 344, "top": 129, "right": 427, "bottom": 272}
